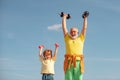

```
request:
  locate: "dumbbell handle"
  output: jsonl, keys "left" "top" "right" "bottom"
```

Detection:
{"left": 60, "top": 12, "right": 71, "bottom": 19}
{"left": 82, "top": 11, "right": 89, "bottom": 18}
{"left": 60, "top": 12, "right": 64, "bottom": 17}
{"left": 67, "top": 14, "right": 71, "bottom": 19}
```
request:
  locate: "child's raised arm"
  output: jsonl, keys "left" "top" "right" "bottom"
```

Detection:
{"left": 38, "top": 45, "right": 44, "bottom": 60}
{"left": 53, "top": 43, "right": 59, "bottom": 61}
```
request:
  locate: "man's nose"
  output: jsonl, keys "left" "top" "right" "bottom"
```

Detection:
{"left": 73, "top": 32, "right": 75, "bottom": 34}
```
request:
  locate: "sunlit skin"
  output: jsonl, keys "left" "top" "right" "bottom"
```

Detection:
{"left": 70, "top": 27, "right": 79, "bottom": 39}
{"left": 62, "top": 13, "right": 87, "bottom": 38}
{"left": 39, "top": 43, "right": 59, "bottom": 60}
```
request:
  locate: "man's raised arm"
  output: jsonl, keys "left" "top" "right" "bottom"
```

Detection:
{"left": 62, "top": 14, "right": 68, "bottom": 37}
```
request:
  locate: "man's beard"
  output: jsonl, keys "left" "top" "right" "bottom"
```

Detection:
{"left": 70, "top": 34, "right": 78, "bottom": 39}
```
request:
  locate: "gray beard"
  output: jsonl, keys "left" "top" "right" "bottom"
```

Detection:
{"left": 70, "top": 34, "right": 78, "bottom": 39}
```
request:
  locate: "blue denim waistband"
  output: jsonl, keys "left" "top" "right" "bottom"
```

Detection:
{"left": 42, "top": 74, "right": 54, "bottom": 80}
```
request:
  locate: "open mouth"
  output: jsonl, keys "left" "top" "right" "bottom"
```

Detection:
{"left": 71, "top": 34, "right": 78, "bottom": 39}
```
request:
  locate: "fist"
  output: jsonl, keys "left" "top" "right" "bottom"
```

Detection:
{"left": 38, "top": 45, "right": 44, "bottom": 49}
{"left": 82, "top": 11, "right": 89, "bottom": 18}
{"left": 55, "top": 43, "right": 59, "bottom": 47}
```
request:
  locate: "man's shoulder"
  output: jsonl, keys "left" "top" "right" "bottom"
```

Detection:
{"left": 64, "top": 33, "right": 70, "bottom": 39}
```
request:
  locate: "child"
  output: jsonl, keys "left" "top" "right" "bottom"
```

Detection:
{"left": 38, "top": 43, "right": 59, "bottom": 80}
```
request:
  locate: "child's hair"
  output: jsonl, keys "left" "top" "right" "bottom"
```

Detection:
{"left": 43, "top": 49, "right": 52, "bottom": 57}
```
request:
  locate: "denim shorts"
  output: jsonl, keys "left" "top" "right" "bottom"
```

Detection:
{"left": 42, "top": 74, "right": 54, "bottom": 80}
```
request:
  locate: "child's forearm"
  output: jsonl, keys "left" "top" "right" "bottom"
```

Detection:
{"left": 39, "top": 49, "right": 42, "bottom": 56}
{"left": 54, "top": 43, "right": 59, "bottom": 56}
{"left": 54, "top": 47, "right": 58, "bottom": 56}
{"left": 39, "top": 48, "right": 44, "bottom": 61}
{"left": 52, "top": 47, "right": 58, "bottom": 61}
{"left": 38, "top": 45, "right": 44, "bottom": 57}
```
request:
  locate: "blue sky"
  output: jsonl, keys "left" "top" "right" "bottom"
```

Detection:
{"left": 1, "top": 0, "right": 120, "bottom": 80}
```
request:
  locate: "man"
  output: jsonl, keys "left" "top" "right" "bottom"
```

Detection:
{"left": 61, "top": 13, "right": 88, "bottom": 80}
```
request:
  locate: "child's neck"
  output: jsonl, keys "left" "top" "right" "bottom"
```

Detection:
{"left": 45, "top": 58, "right": 51, "bottom": 60}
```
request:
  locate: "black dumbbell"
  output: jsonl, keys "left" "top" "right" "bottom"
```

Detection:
{"left": 60, "top": 12, "right": 71, "bottom": 19}
{"left": 82, "top": 11, "right": 89, "bottom": 18}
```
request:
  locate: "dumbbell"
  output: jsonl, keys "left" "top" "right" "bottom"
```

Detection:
{"left": 38, "top": 45, "right": 44, "bottom": 49}
{"left": 60, "top": 12, "right": 71, "bottom": 19}
{"left": 82, "top": 11, "right": 89, "bottom": 18}
{"left": 55, "top": 43, "right": 59, "bottom": 47}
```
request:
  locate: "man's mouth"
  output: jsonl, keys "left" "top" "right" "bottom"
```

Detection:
{"left": 70, "top": 34, "right": 78, "bottom": 39}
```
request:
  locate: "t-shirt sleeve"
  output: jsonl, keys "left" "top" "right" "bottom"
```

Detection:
{"left": 64, "top": 33, "right": 69, "bottom": 42}
{"left": 52, "top": 56, "right": 56, "bottom": 61}
{"left": 79, "top": 33, "right": 85, "bottom": 42}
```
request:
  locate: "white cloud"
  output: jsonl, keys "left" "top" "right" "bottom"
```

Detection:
{"left": 48, "top": 24, "right": 62, "bottom": 31}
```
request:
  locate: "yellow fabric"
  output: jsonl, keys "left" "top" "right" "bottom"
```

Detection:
{"left": 64, "top": 54, "right": 84, "bottom": 74}
{"left": 64, "top": 33, "right": 85, "bottom": 60}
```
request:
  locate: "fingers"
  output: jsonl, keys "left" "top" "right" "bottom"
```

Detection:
{"left": 55, "top": 43, "right": 59, "bottom": 48}
{"left": 63, "top": 14, "right": 68, "bottom": 17}
{"left": 38, "top": 45, "right": 44, "bottom": 49}
{"left": 38, "top": 43, "right": 59, "bottom": 49}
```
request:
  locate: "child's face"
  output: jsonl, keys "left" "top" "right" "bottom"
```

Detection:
{"left": 44, "top": 50, "right": 52, "bottom": 59}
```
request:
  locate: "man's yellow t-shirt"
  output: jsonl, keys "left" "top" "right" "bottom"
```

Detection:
{"left": 64, "top": 33, "right": 85, "bottom": 59}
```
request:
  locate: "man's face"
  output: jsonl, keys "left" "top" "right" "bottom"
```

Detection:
{"left": 70, "top": 28, "right": 78, "bottom": 39}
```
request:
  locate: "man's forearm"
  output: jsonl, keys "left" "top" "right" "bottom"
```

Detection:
{"left": 81, "top": 17, "right": 87, "bottom": 36}
{"left": 83, "top": 17, "right": 87, "bottom": 29}
{"left": 62, "top": 17, "right": 68, "bottom": 36}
